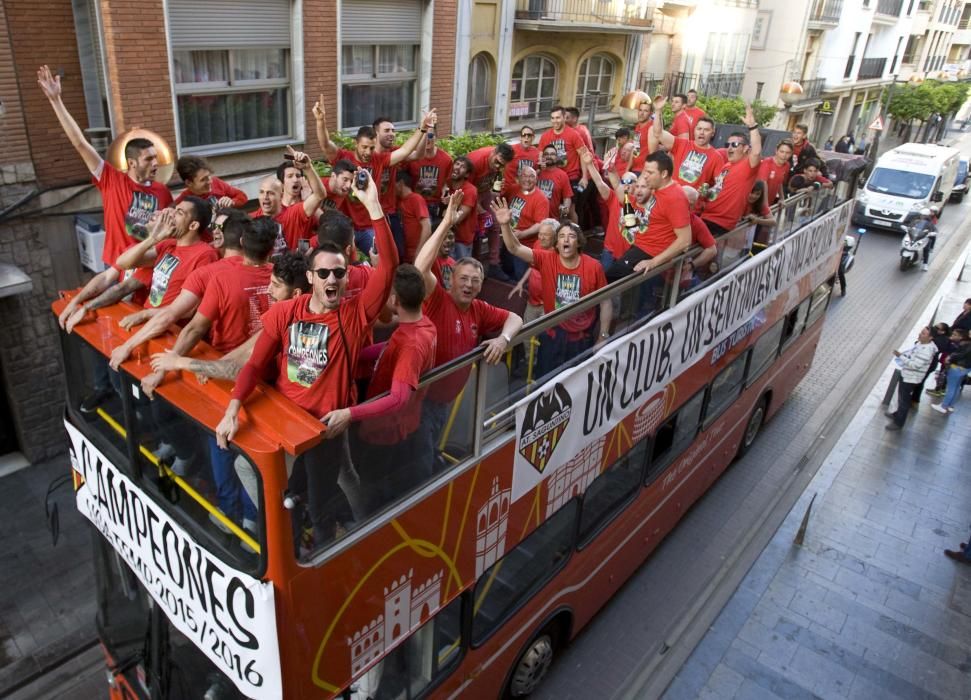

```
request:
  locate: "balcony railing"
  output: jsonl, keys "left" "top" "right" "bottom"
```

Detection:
{"left": 514, "top": 0, "right": 653, "bottom": 27}
{"left": 639, "top": 72, "right": 669, "bottom": 97}
{"left": 959, "top": 18, "right": 970, "bottom": 29}
{"left": 466, "top": 104, "right": 493, "bottom": 133}
{"left": 507, "top": 96, "right": 555, "bottom": 122}
{"left": 875, "top": 0, "right": 903, "bottom": 16}
{"left": 575, "top": 92, "right": 616, "bottom": 113}
{"left": 789, "top": 77, "right": 825, "bottom": 103}
{"left": 857, "top": 57, "right": 888, "bottom": 79}
{"left": 667, "top": 71, "right": 744, "bottom": 98}
{"left": 809, "top": 0, "right": 843, "bottom": 23}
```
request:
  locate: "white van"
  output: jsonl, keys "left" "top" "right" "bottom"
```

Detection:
{"left": 852, "top": 143, "right": 960, "bottom": 231}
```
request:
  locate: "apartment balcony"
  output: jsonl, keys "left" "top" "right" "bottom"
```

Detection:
{"left": 514, "top": 0, "right": 654, "bottom": 32}
{"left": 787, "top": 77, "right": 826, "bottom": 105}
{"left": 954, "top": 24, "right": 971, "bottom": 45}
{"left": 667, "top": 71, "right": 744, "bottom": 97}
{"left": 808, "top": 0, "right": 843, "bottom": 27}
{"left": 575, "top": 92, "right": 617, "bottom": 113}
{"left": 873, "top": 0, "right": 903, "bottom": 23}
{"left": 857, "top": 56, "right": 888, "bottom": 79}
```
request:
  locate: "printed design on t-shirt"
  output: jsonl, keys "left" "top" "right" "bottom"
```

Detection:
{"left": 708, "top": 168, "right": 729, "bottom": 201}
{"left": 678, "top": 150, "right": 709, "bottom": 184}
{"left": 618, "top": 197, "right": 653, "bottom": 245}
{"left": 126, "top": 191, "right": 160, "bottom": 240}
{"left": 517, "top": 158, "right": 536, "bottom": 175}
{"left": 148, "top": 253, "right": 180, "bottom": 307}
{"left": 272, "top": 223, "right": 287, "bottom": 256}
{"left": 439, "top": 262, "right": 453, "bottom": 290}
{"left": 286, "top": 321, "right": 330, "bottom": 387}
{"left": 538, "top": 178, "right": 556, "bottom": 200}
{"left": 322, "top": 197, "right": 339, "bottom": 210}
{"left": 510, "top": 197, "right": 527, "bottom": 228}
{"left": 380, "top": 167, "right": 392, "bottom": 195}
{"left": 245, "top": 284, "right": 272, "bottom": 335}
{"left": 551, "top": 138, "right": 567, "bottom": 163}
{"left": 555, "top": 273, "right": 581, "bottom": 309}
{"left": 417, "top": 165, "right": 440, "bottom": 196}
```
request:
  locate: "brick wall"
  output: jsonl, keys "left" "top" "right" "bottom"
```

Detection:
{"left": 430, "top": 0, "right": 457, "bottom": 135}
{"left": 4, "top": 0, "right": 89, "bottom": 187}
{"left": 0, "top": 3, "right": 31, "bottom": 168}
{"left": 302, "top": 0, "right": 340, "bottom": 159}
{"left": 98, "top": 0, "right": 176, "bottom": 146}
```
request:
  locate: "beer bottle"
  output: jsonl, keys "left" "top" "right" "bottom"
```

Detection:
{"left": 623, "top": 192, "right": 637, "bottom": 230}
{"left": 492, "top": 171, "right": 504, "bottom": 194}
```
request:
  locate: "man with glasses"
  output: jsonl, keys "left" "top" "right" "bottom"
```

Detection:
{"left": 700, "top": 104, "right": 763, "bottom": 237}
{"left": 505, "top": 127, "right": 541, "bottom": 191}
{"left": 216, "top": 171, "right": 397, "bottom": 545}
{"left": 650, "top": 95, "right": 724, "bottom": 190}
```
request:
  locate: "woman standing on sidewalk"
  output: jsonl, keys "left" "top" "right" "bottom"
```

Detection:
{"left": 932, "top": 329, "right": 971, "bottom": 415}
{"left": 885, "top": 326, "right": 936, "bottom": 431}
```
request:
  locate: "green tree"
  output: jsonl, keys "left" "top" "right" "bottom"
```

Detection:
{"left": 695, "top": 96, "right": 777, "bottom": 126}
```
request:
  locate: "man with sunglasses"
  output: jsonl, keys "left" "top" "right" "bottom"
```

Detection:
{"left": 650, "top": 95, "right": 724, "bottom": 190}
{"left": 216, "top": 170, "right": 398, "bottom": 543}
{"left": 700, "top": 104, "right": 763, "bottom": 237}
{"left": 505, "top": 127, "right": 541, "bottom": 191}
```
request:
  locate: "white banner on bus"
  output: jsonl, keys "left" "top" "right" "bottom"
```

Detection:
{"left": 65, "top": 421, "right": 282, "bottom": 700}
{"left": 512, "top": 202, "right": 851, "bottom": 501}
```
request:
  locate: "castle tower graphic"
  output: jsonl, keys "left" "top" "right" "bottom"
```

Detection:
{"left": 546, "top": 436, "right": 606, "bottom": 517}
{"left": 475, "top": 478, "right": 511, "bottom": 577}
{"left": 410, "top": 570, "right": 444, "bottom": 627}
{"left": 384, "top": 569, "right": 413, "bottom": 643}
{"left": 348, "top": 615, "right": 385, "bottom": 677}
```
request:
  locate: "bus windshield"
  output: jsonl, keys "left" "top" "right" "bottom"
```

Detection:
{"left": 866, "top": 167, "right": 936, "bottom": 199}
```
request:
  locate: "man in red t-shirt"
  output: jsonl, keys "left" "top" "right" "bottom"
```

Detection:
{"left": 217, "top": 171, "right": 398, "bottom": 543}
{"left": 465, "top": 143, "right": 515, "bottom": 277}
{"left": 604, "top": 151, "right": 692, "bottom": 281}
{"left": 407, "top": 132, "right": 453, "bottom": 221}
{"left": 175, "top": 155, "right": 247, "bottom": 210}
{"left": 538, "top": 145, "right": 574, "bottom": 221}
{"left": 505, "top": 126, "right": 541, "bottom": 191}
{"left": 413, "top": 192, "right": 524, "bottom": 460}
{"left": 701, "top": 104, "right": 764, "bottom": 236}
{"left": 631, "top": 100, "right": 654, "bottom": 173}
{"left": 682, "top": 90, "right": 707, "bottom": 131}
{"left": 322, "top": 160, "right": 355, "bottom": 211}
{"left": 253, "top": 148, "right": 327, "bottom": 254}
{"left": 277, "top": 159, "right": 307, "bottom": 210}
{"left": 396, "top": 171, "right": 431, "bottom": 263}
{"left": 39, "top": 65, "right": 174, "bottom": 271}
{"left": 326, "top": 264, "right": 438, "bottom": 512}
{"left": 314, "top": 95, "right": 437, "bottom": 256}
{"left": 496, "top": 199, "right": 612, "bottom": 375}
{"left": 759, "top": 141, "right": 794, "bottom": 204}
{"left": 564, "top": 107, "right": 595, "bottom": 151}
{"left": 445, "top": 156, "right": 480, "bottom": 261}
{"left": 650, "top": 95, "right": 724, "bottom": 190}
{"left": 602, "top": 127, "right": 635, "bottom": 181}
{"left": 505, "top": 166, "right": 551, "bottom": 280}
{"left": 538, "top": 106, "right": 587, "bottom": 184}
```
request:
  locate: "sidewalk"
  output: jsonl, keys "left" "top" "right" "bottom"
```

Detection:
{"left": 0, "top": 453, "right": 96, "bottom": 697}
{"left": 661, "top": 242, "right": 971, "bottom": 699}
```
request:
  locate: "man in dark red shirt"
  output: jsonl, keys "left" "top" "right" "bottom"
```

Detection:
{"left": 314, "top": 95, "right": 436, "bottom": 256}
{"left": 396, "top": 171, "right": 431, "bottom": 263}
{"left": 650, "top": 95, "right": 724, "bottom": 190}
{"left": 413, "top": 192, "right": 524, "bottom": 465}
{"left": 700, "top": 104, "right": 764, "bottom": 236}
{"left": 217, "top": 171, "right": 397, "bottom": 544}
{"left": 175, "top": 155, "right": 248, "bottom": 210}
{"left": 322, "top": 160, "right": 355, "bottom": 211}
{"left": 326, "top": 264, "right": 438, "bottom": 512}
{"left": 605, "top": 151, "right": 692, "bottom": 281}
{"left": 445, "top": 156, "right": 480, "bottom": 260}
{"left": 497, "top": 200, "right": 611, "bottom": 376}
{"left": 539, "top": 106, "right": 587, "bottom": 185}
{"left": 538, "top": 144, "right": 574, "bottom": 221}
{"left": 759, "top": 140, "right": 793, "bottom": 204}
{"left": 564, "top": 107, "right": 595, "bottom": 151}
{"left": 253, "top": 148, "right": 327, "bottom": 254}
{"left": 277, "top": 159, "right": 307, "bottom": 209}
{"left": 631, "top": 99, "right": 654, "bottom": 174}
{"left": 407, "top": 131, "right": 453, "bottom": 223}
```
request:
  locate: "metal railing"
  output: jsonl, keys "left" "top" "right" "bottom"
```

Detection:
{"left": 791, "top": 77, "right": 826, "bottom": 102}
{"left": 809, "top": 0, "right": 843, "bottom": 22}
{"left": 466, "top": 104, "right": 493, "bottom": 133}
{"left": 507, "top": 96, "right": 556, "bottom": 122}
{"left": 575, "top": 92, "right": 615, "bottom": 113}
{"left": 959, "top": 17, "right": 970, "bottom": 29}
{"left": 667, "top": 71, "right": 745, "bottom": 97}
{"left": 875, "top": 0, "right": 903, "bottom": 16}
{"left": 857, "top": 57, "right": 887, "bottom": 79}
{"left": 639, "top": 72, "right": 668, "bottom": 97}
{"left": 514, "top": 0, "right": 654, "bottom": 26}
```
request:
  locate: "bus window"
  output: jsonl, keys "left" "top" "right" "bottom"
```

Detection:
{"left": 704, "top": 351, "right": 750, "bottom": 428}
{"left": 60, "top": 331, "right": 131, "bottom": 471}
{"left": 129, "top": 392, "right": 263, "bottom": 573}
{"left": 471, "top": 500, "right": 578, "bottom": 645}
{"left": 578, "top": 440, "right": 649, "bottom": 546}
{"left": 354, "top": 595, "right": 463, "bottom": 699}
{"left": 804, "top": 282, "right": 833, "bottom": 329}
{"left": 779, "top": 297, "right": 811, "bottom": 353}
{"left": 646, "top": 390, "right": 705, "bottom": 483}
{"left": 746, "top": 321, "right": 784, "bottom": 387}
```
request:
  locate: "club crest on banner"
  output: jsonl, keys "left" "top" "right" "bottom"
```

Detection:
{"left": 518, "top": 383, "right": 572, "bottom": 473}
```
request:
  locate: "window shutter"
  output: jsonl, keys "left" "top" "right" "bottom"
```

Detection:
{"left": 168, "top": 0, "right": 291, "bottom": 49}
{"left": 341, "top": 0, "right": 422, "bottom": 44}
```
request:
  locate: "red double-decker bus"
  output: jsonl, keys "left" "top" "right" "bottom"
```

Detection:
{"left": 55, "top": 191, "right": 848, "bottom": 699}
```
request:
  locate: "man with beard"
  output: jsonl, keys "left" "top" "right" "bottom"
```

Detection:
{"left": 650, "top": 95, "right": 724, "bottom": 190}
{"left": 252, "top": 148, "right": 327, "bottom": 254}
{"left": 700, "top": 104, "right": 763, "bottom": 237}
{"left": 444, "top": 156, "right": 480, "bottom": 260}
{"left": 538, "top": 144, "right": 574, "bottom": 221}
{"left": 631, "top": 99, "right": 654, "bottom": 173}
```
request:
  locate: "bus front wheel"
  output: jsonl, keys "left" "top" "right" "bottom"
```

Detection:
{"left": 737, "top": 396, "right": 768, "bottom": 459}
{"left": 504, "top": 628, "right": 556, "bottom": 698}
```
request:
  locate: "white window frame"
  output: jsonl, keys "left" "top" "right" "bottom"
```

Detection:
{"left": 576, "top": 53, "right": 616, "bottom": 111}
{"left": 510, "top": 54, "right": 558, "bottom": 122}
{"left": 339, "top": 44, "right": 421, "bottom": 130}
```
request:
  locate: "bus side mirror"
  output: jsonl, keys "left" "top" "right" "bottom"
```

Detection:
{"left": 932, "top": 191, "right": 944, "bottom": 202}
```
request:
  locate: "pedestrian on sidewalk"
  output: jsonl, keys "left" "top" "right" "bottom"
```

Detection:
{"left": 913, "top": 322, "right": 950, "bottom": 403}
{"left": 945, "top": 538, "right": 971, "bottom": 565}
{"left": 932, "top": 329, "right": 971, "bottom": 415}
{"left": 952, "top": 298, "right": 971, "bottom": 333}
{"left": 885, "top": 326, "right": 936, "bottom": 431}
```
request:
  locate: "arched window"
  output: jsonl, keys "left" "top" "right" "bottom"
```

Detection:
{"left": 576, "top": 54, "right": 615, "bottom": 113}
{"left": 510, "top": 55, "right": 557, "bottom": 120}
{"left": 466, "top": 53, "right": 493, "bottom": 132}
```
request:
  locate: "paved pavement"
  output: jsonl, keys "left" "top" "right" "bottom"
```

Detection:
{"left": 660, "top": 239, "right": 971, "bottom": 700}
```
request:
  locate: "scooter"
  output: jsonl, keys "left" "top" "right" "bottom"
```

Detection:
{"left": 899, "top": 225, "right": 930, "bottom": 271}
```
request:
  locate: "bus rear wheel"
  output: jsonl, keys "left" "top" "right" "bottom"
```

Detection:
{"left": 505, "top": 628, "right": 556, "bottom": 698}
{"left": 737, "top": 396, "right": 768, "bottom": 458}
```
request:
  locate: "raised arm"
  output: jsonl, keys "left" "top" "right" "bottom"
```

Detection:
{"left": 356, "top": 170, "right": 399, "bottom": 321}
{"left": 115, "top": 209, "right": 176, "bottom": 270}
{"left": 389, "top": 110, "right": 437, "bottom": 166}
{"left": 744, "top": 104, "right": 762, "bottom": 169}
{"left": 416, "top": 190, "right": 463, "bottom": 296}
{"left": 312, "top": 95, "right": 340, "bottom": 162}
{"left": 290, "top": 146, "right": 324, "bottom": 217}
{"left": 581, "top": 147, "right": 610, "bottom": 201}
{"left": 651, "top": 95, "right": 676, "bottom": 151}
{"left": 493, "top": 198, "right": 533, "bottom": 264}
{"left": 37, "top": 66, "right": 102, "bottom": 174}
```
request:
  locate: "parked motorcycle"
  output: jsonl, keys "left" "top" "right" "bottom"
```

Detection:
{"left": 899, "top": 224, "right": 931, "bottom": 271}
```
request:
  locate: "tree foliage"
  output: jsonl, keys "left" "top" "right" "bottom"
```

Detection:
{"left": 695, "top": 96, "right": 778, "bottom": 127}
{"left": 887, "top": 80, "right": 971, "bottom": 122}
